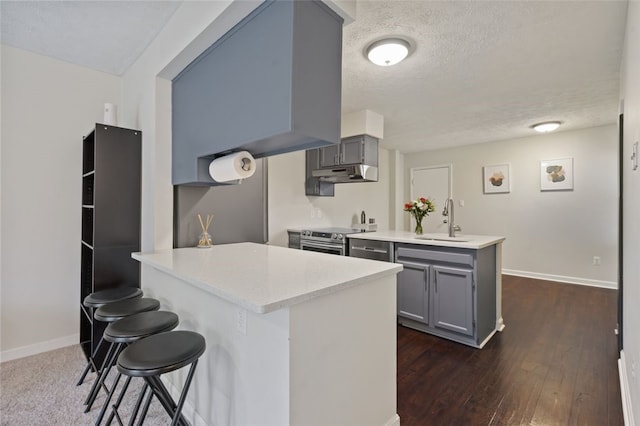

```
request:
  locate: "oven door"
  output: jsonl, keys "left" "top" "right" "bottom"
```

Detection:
{"left": 300, "top": 240, "right": 345, "bottom": 256}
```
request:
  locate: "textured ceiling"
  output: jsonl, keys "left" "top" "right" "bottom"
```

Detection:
{"left": 342, "top": 0, "right": 628, "bottom": 152}
{"left": 0, "top": 1, "right": 629, "bottom": 153}
{"left": 0, "top": 1, "right": 182, "bottom": 76}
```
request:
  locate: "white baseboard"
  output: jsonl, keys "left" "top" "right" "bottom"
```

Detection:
{"left": 502, "top": 269, "right": 617, "bottom": 289}
{"left": 0, "top": 333, "right": 79, "bottom": 363}
{"left": 619, "top": 351, "right": 636, "bottom": 426}
{"left": 385, "top": 413, "right": 401, "bottom": 426}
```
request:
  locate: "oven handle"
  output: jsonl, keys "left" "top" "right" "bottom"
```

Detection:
{"left": 300, "top": 240, "right": 345, "bottom": 253}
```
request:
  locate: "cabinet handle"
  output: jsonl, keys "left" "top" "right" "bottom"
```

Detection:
{"left": 434, "top": 272, "right": 437, "bottom": 293}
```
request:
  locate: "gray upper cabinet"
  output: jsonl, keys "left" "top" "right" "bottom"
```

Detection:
{"left": 172, "top": 0, "right": 343, "bottom": 186}
{"left": 318, "top": 135, "right": 378, "bottom": 168}
{"left": 305, "top": 149, "right": 334, "bottom": 196}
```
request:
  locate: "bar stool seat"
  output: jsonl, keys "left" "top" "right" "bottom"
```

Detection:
{"left": 77, "top": 287, "right": 142, "bottom": 387}
{"left": 94, "top": 298, "right": 160, "bottom": 323}
{"left": 92, "top": 311, "right": 180, "bottom": 426}
{"left": 84, "top": 298, "right": 161, "bottom": 413}
{"left": 83, "top": 287, "right": 142, "bottom": 308}
{"left": 116, "top": 331, "right": 206, "bottom": 426}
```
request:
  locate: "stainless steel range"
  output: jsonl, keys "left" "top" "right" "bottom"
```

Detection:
{"left": 299, "top": 227, "right": 366, "bottom": 256}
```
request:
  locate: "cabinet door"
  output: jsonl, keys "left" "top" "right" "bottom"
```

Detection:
{"left": 397, "top": 262, "right": 429, "bottom": 324}
{"left": 305, "top": 149, "right": 334, "bottom": 196}
{"left": 340, "top": 137, "right": 364, "bottom": 164}
{"left": 432, "top": 265, "right": 474, "bottom": 337}
{"left": 319, "top": 144, "right": 340, "bottom": 168}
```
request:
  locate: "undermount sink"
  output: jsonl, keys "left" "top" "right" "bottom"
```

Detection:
{"left": 415, "top": 234, "right": 471, "bottom": 242}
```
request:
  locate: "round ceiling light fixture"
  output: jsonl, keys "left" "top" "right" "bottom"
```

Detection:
{"left": 366, "top": 38, "right": 411, "bottom": 66}
{"left": 530, "top": 121, "right": 562, "bottom": 133}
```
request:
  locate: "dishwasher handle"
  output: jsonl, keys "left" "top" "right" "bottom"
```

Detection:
{"left": 351, "top": 246, "right": 389, "bottom": 254}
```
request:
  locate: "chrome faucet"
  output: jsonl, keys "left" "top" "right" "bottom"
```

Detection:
{"left": 442, "top": 198, "right": 461, "bottom": 237}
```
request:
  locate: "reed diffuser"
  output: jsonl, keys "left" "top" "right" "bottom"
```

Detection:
{"left": 197, "top": 213, "right": 213, "bottom": 248}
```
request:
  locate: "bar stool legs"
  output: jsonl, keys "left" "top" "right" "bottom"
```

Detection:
{"left": 84, "top": 298, "right": 160, "bottom": 413}
{"left": 93, "top": 311, "right": 180, "bottom": 425}
{"left": 112, "top": 330, "right": 205, "bottom": 426}
{"left": 77, "top": 287, "right": 142, "bottom": 387}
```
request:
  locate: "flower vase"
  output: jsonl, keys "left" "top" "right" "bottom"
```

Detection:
{"left": 414, "top": 218, "right": 423, "bottom": 235}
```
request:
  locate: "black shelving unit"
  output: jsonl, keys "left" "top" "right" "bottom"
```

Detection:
{"left": 80, "top": 124, "right": 141, "bottom": 365}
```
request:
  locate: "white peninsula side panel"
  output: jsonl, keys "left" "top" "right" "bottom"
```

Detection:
{"left": 134, "top": 243, "right": 402, "bottom": 426}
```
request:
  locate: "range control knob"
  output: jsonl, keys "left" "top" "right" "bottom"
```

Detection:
{"left": 331, "top": 233, "right": 337, "bottom": 240}
{"left": 336, "top": 233, "right": 344, "bottom": 241}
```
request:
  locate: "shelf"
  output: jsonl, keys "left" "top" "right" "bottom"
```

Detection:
{"left": 81, "top": 243, "right": 93, "bottom": 300}
{"left": 79, "top": 123, "right": 141, "bottom": 371}
{"left": 82, "top": 131, "right": 95, "bottom": 175}
{"left": 81, "top": 207, "right": 93, "bottom": 246}
{"left": 82, "top": 173, "right": 94, "bottom": 205}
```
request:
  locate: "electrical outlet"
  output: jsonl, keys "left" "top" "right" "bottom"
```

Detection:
{"left": 459, "top": 199, "right": 465, "bottom": 207}
{"left": 593, "top": 256, "right": 601, "bottom": 266}
{"left": 310, "top": 208, "right": 315, "bottom": 218}
{"left": 316, "top": 208, "right": 322, "bottom": 218}
{"left": 236, "top": 308, "right": 247, "bottom": 335}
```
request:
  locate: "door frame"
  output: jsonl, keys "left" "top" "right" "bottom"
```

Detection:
{"left": 409, "top": 164, "right": 453, "bottom": 231}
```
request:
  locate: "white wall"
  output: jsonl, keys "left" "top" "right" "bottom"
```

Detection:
{"left": 401, "top": 125, "right": 618, "bottom": 287}
{"left": 620, "top": 1, "right": 640, "bottom": 422}
{"left": 267, "top": 148, "right": 391, "bottom": 247}
{"left": 0, "top": 46, "right": 121, "bottom": 358}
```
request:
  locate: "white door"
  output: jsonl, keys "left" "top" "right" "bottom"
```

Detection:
{"left": 410, "top": 165, "right": 451, "bottom": 234}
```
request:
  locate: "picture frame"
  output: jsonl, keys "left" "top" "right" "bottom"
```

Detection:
{"left": 540, "top": 157, "right": 573, "bottom": 191}
{"left": 483, "top": 164, "right": 510, "bottom": 194}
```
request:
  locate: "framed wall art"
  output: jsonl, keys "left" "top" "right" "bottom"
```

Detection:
{"left": 483, "top": 164, "right": 510, "bottom": 194}
{"left": 540, "top": 157, "right": 573, "bottom": 191}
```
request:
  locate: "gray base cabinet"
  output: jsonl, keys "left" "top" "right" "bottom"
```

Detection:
{"left": 395, "top": 243, "right": 496, "bottom": 348}
{"left": 397, "top": 263, "right": 429, "bottom": 324}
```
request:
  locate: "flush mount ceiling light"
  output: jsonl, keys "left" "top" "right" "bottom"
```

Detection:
{"left": 366, "top": 38, "right": 411, "bottom": 66}
{"left": 530, "top": 121, "right": 562, "bottom": 133}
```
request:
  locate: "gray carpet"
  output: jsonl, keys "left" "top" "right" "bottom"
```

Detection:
{"left": 0, "top": 344, "right": 171, "bottom": 425}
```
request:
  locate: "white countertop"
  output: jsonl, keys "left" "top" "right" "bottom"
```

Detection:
{"left": 132, "top": 243, "right": 402, "bottom": 314}
{"left": 348, "top": 230, "right": 505, "bottom": 249}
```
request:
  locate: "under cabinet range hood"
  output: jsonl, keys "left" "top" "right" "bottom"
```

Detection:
{"left": 312, "top": 164, "right": 379, "bottom": 183}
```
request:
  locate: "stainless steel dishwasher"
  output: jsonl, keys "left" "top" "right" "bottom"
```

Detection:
{"left": 349, "top": 238, "right": 394, "bottom": 262}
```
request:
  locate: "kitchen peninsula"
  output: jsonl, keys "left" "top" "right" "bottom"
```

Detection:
{"left": 132, "top": 243, "right": 402, "bottom": 426}
{"left": 349, "top": 231, "right": 505, "bottom": 348}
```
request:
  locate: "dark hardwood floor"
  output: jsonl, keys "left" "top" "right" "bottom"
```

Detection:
{"left": 397, "top": 275, "right": 623, "bottom": 426}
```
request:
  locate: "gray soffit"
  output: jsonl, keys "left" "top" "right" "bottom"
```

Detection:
{"left": 0, "top": 1, "right": 630, "bottom": 152}
{"left": 0, "top": 1, "right": 182, "bottom": 76}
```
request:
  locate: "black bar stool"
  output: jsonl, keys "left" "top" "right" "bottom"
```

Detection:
{"left": 91, "top": 311, "right": 180, "bottom": 426}
{"left": 84, "top": 298, "right": 161, "bottom": 412}
{"left": 116, "top": 331, "right": 206, "bottom": 426}
{"left": 78, "top": 287, "right": 143, "bottom": 387}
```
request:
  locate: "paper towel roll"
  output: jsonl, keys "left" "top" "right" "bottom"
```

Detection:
{"left": 208, "top": 151, "right": 256, "bottom": 182}
{"left": 103, "top": 103, "right": 117, "bottom": 126}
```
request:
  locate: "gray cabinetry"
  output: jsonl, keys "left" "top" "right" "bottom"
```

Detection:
{"left": 172, "top": 0, "right": 343, "bottom": 185}
{"left": 305, "top": 149, "right": 334, "bottom": 196}
{"left": 288, "top": 230, "right": 301, "bottom": 249}
{"left": 432, "top": 265, "right": 474, "bottom": 337}
{"left": 397, "top": 263, "right": 430, "bottom": 324}
{"left": 319, "top": 144, "right": 340, "bottom": 168}
{"left": 395, "top": 243, "right": 496, "bottom": 348}
{"left": 80, "top": 124, "right": 141, "bottom": 364}
{"left": 317, "top": 135, "right": 378, "bottom": 168}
